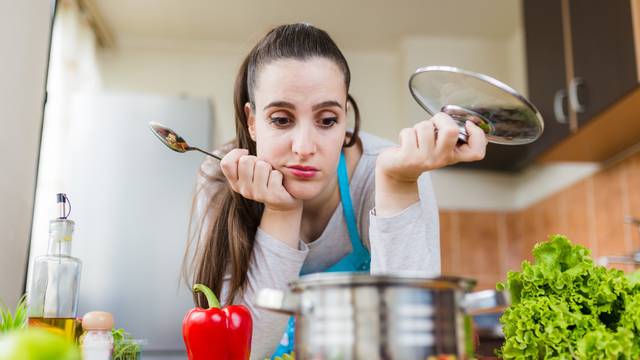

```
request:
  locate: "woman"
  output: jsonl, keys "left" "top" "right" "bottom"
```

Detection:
{"left": 184, "top": 23, "right": 487, "bottom": 359}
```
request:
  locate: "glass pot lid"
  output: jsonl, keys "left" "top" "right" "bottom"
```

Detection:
{"left": 409, "top": 66, "right": 544, "bottom": 145}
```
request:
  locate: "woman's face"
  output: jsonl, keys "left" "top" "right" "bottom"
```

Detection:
{"left": 246, "top": 57, "right": 348, "bottom": 200}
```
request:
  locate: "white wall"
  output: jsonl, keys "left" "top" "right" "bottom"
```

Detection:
{"left": 97, "top": 30, "right": 598, "bottom": 211}
{"left": 506, "top": 25, "right": 528, "bottom": 97}
{"left": 97, "top": 37, "right": 406, "bottom": 147}
{"left": 0, "top": 1, "right": 52, "bottom": 309}
{"left": 97, "top": 33, "right": 524, "bottom": 150}
{"left": 97, "top": 37, "right": 246, "bottom": 146}
{"left": 344, "top": 50, "right": 402, "bottom": 139}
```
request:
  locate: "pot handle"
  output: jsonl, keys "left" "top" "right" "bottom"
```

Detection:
{"left": 462, "top": 289, "right": 510, "bottom": 315}
{"left": 255, "top": 288, "right": 300, "bottom": 315}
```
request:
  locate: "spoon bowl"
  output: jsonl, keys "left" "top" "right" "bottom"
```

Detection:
{"left": 148, "top": 122, "right": 221, "bottom": 160}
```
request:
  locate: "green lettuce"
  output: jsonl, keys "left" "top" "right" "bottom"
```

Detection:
{"left": 497, "top": 235, "right": 640, "bottom": 359}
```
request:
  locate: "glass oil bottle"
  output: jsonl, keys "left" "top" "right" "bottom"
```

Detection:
{"left": 28, "top": 193, "right": 82, "bottom": 342}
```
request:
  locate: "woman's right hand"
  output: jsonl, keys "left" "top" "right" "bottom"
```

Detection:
{"left": 220, "top": 149, "right": 302, "bottom": 212}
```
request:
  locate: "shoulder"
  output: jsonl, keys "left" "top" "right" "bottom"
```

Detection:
{"left": 347, "top": 132, "right": 397, "bottom": 195}
{"left": 198, "top": 142, "right": 234, "bottom": 182}
{"left": 359, "top": 131, "right": 397, "bottom": 157}
{"left": 193, "top": 143, "right": 235, "bottom": 227}
{"left": 351, "top": 131, "right": 396, "bottom": 172}
{"left": 196, "top": 142, "right": 234, "bottom": 199}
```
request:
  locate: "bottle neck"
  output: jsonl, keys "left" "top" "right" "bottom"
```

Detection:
{"left": 47, "top": 219, "right": 75, "bottom": 256}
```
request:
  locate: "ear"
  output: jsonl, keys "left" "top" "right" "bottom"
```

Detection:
{"left": 245, "top": 102, "right": 256, "bottom": 141}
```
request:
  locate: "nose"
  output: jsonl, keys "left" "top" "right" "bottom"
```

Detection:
{"left": 291, "top": 122, "right": 317, "bottom": 159}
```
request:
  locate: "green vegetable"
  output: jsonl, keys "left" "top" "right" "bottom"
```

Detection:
{"left": 0, "top": 328, "right": 80, "bottom": 360}
{"left": 464, "top": 314, "right": 475, "bottom": 358}
{"left": 497, "top": 234, "right": 640, "bottom": 359}
{"left": 0, "top": 294, "right": 27, "bottom": 334}
{"left": 111, "top": 328, "right": 141, "bottom": 360}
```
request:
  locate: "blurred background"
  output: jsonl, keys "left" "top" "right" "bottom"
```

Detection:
{"left": 3, "top": 0, "right": 640, "bottom": 358}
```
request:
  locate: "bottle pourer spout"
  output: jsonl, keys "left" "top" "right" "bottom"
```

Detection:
{"left": 56, "top": 193, "right": 71, "bottom": 219}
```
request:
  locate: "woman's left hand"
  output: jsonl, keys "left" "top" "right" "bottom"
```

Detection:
{"left": 376, "top": 112, "right": 488, "bottom": 184}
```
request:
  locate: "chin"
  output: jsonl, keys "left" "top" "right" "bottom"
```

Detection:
{"left": 283, "top": 178, "right": 325, "bottom": 200}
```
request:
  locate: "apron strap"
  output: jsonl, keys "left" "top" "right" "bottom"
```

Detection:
{"left": 337, "top": 151, "right": 370, "bottom": 260}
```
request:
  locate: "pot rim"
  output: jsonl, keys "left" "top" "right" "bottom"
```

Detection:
{"left": 289, "top": 272, "right": 476, "bottom": 291}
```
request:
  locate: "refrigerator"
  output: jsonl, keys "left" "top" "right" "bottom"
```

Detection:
{"left": 28, "top": 92, "right": 213, "bottom": 359}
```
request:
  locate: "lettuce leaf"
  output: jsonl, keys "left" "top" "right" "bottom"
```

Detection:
{"left": 497, "top": 235, "right": 640, "bottom": 359}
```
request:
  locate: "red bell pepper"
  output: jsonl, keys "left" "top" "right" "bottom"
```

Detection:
{"left": 182, "top": 284, "right": 253, "bottom": 360}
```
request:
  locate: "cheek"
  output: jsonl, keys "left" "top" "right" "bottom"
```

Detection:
{"left": 320, "top": 132, "right": 345, "bottom": 161}
{"left": 255, "top": 136, "right": 289, "bottom": 162}
{"left": 254, "top": 122, "right": 281, "bottom": 157}
{"left": 256, "top": 141, "right": 277, "bottom": 160}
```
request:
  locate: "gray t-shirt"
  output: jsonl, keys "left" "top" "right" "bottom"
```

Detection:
{"left": 195, "top": 132, "right": 440, "bottom": 359}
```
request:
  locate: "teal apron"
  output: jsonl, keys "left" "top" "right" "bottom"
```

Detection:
{"left": 270, "top": 151, "right": 371, "bottom": 359}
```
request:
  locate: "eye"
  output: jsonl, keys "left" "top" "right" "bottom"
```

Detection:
{"left": 319, "top": 117, "right": 338, "bottom": 128}
{"left": 269, "top": 116, "right": 292, "bottom": 128}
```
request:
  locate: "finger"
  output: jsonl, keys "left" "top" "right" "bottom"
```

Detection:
{"left": 398, "top": 127, "right": 418, "bottom": 154}
{"left": 414, "top": 120, "right": 436, "bottom": 155}
{"left": 457, "top": 121, "right": 488, "bottom": 162}
{"left": 431, "top": 113, "right": 459, "bottom": 155}
{"left": 267, "top": 169, "right": 284, "bottom": 190}
{"left": 220, "top": 148, "right": 249, "bottom": 183}
{"left": 253, "top": 160, "right": 272, "bottom": 199}
{"left": 237, "top": 155, "right": 257, "bottom": 196}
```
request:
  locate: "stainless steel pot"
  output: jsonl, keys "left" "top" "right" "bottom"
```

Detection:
{"left": 256, "top": 273, "right": 484, "bottom": 360}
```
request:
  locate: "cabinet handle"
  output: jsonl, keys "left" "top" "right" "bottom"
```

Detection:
{"left": 569, "top": 77, "right": 585, "bottom": 113}
{"left": 553, "top": 89, "right": 567, "bottom": 124}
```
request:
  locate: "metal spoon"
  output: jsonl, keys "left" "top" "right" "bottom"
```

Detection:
{"left": 148, "top": 121, "right": 221, "bottom": 160}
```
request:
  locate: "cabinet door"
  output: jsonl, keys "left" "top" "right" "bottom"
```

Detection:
{"left": 569, "top": 0, "right": 637, "bottom": 125}
{"left": 523, "top": 0, "right": 571, "bottom": 160}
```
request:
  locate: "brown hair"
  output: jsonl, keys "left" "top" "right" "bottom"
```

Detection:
{"left": 183, "top": 23, "right": 361, "bottom": 307}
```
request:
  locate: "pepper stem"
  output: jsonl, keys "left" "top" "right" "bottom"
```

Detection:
{"left": 193, "top": 284, "right": 220, "bottom": 309}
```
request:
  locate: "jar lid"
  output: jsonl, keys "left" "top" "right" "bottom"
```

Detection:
{"left": 408, "top": 66, "right": 544, "bottom": 145}
{"left": 82, "top": 311, "right": 114, "bottom": 331}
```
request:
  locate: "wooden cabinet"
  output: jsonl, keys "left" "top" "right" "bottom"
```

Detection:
{"left": 457, "top": 0, "right": 640, "bottom": 171}
{"left": 539, "top": 0, "right": 640, "bottom": 163}
{"left": 569, "top": 0, "right": 638, "bottom": 126}
{"left": 522, "top": 0, "right": 571, "bottom": 163}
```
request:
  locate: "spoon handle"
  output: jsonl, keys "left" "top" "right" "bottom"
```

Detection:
{"left": 192, "top": 147, "right": 222, "bottom": 161}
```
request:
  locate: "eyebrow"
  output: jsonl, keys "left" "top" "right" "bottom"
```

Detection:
{"left": 263, "top": 100, "right": 343, "bottom": 111}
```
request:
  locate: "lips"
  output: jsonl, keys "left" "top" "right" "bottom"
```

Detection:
{"left": 288, "top": 165, "right": 318, "bottom": 171}
{"left": 286, "top": 165, "right": 319, "bottom": 179}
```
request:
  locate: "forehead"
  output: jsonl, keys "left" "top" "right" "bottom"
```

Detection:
{"left": 254, "top": 57, "right": 347, "bottom": 106}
